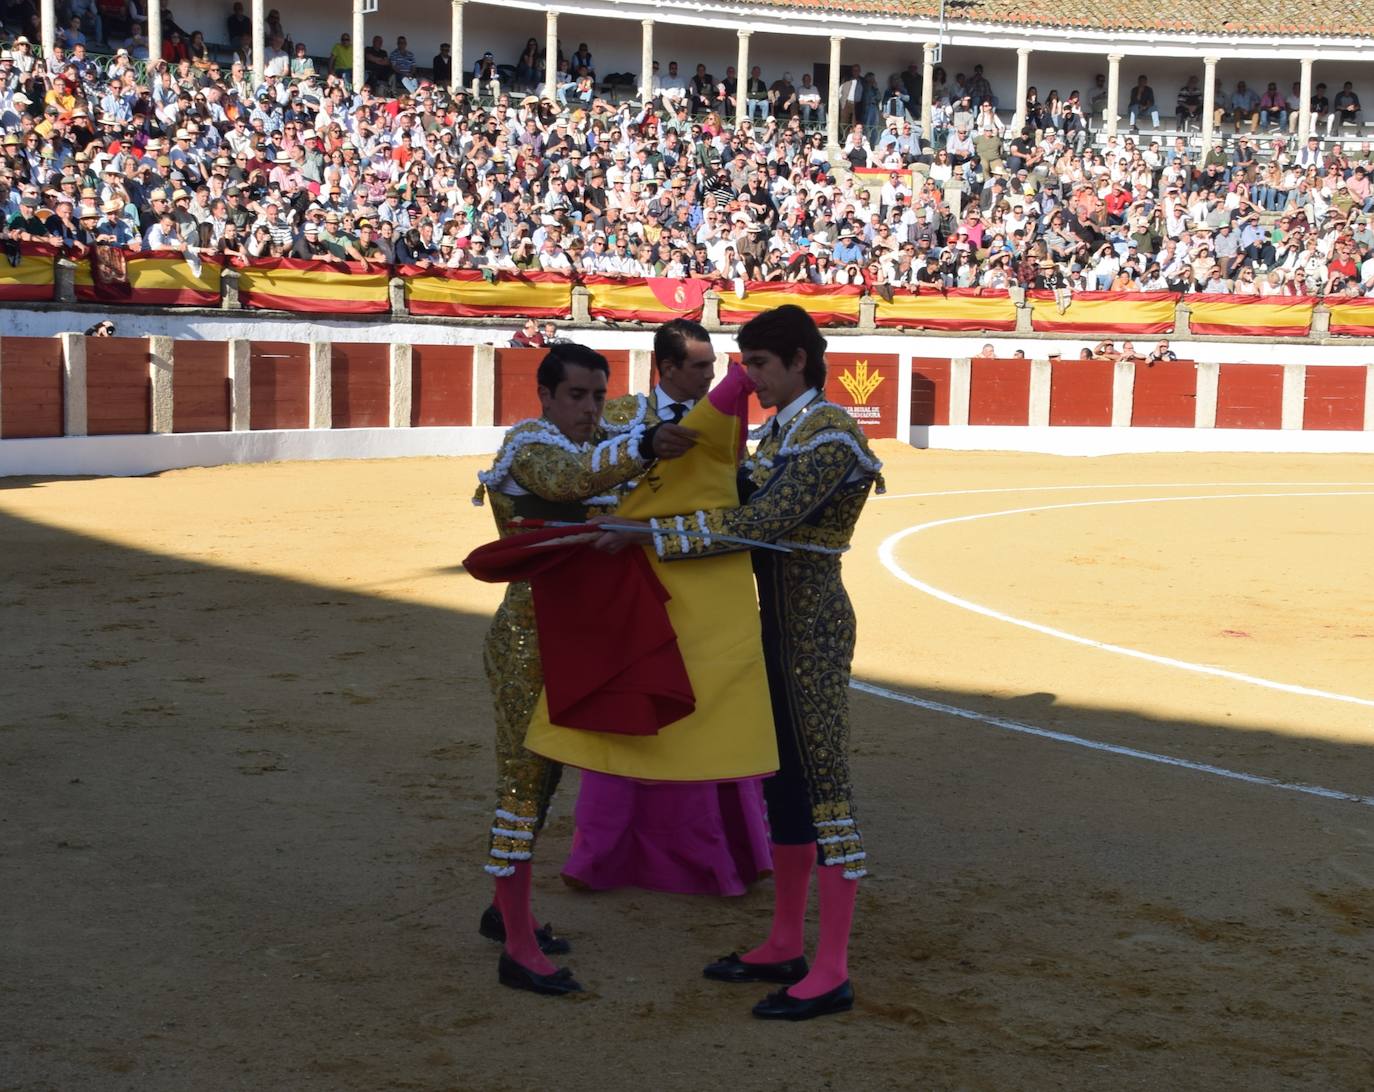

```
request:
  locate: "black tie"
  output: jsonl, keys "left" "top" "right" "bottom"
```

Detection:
{"left": 667, "top": 403, "right": 688, "bottom": 423}
{"left": 769, "top": 418, "right": 780, "bottom": 439}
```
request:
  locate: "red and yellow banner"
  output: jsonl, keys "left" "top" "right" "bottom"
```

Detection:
{"left": 236, "top": 257, "right": 391, "bottom": 313}
{"left": 1326, "top": 297, "right": 1374, "bottom": 337}
{"left": 75, "top": 250, "right": 222, "bottom": 306}
{"left": 0, "top": 242, "right": 57, "bottom": 302}
{"left": 404, "top": 269, "right": 572, "bottom": 319}
{"left": 718, "top": 282, "right": 861, "bottom": 327}
{"left": 1187, "top": 294, "right": 1315, "bottom": 337}
{"left": 874, "top": 287, "right": 1017, "bottom": 331}
{"left": 1029, "top": 290, "right": 1179, "bottom": 334}
{"left": 585, "top": 276, "right": 706, "bottom": 323}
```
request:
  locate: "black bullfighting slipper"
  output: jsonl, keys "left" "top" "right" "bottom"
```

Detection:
{"left": 751, "top": 981, "right": 855, "bottom": 1021}
{"left": 497, "top": 952, "right": 584, "bottom": 996}
{"left": 702, "top": 952, "right": 809, "bottom": 985}
{"left": 478, "top": 905, "right": 572, "bottom": 955}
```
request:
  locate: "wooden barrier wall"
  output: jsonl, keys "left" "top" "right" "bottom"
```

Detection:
{"left": 3, "top": 336, "right": 1373, "bottom": 446}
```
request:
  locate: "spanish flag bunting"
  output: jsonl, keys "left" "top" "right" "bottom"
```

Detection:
{"left": 1029, "top": 290, "right": 1179, "bottom": 334}
{"left": 75, "top": 250, "right": 222, "bottom": 306}
{"left": 874, "top": 286, "right": 1017, "bottom": 331}
{"left": 1325, "top": 297, "right": 1374, "bottom": 337}
{"left": 719, "top": 281, "right": 861, "bottom": 326}
{"left": 405, "top": 268, "right": 572, "bottom": 319}
{"left": 524, "top": 363, "right": 779, "bottom": 782}
{"left": 585, "top": 275, "right": 706, "bottom": 322}
{"left": 236, "top": 257, "right": 391, "bottom": 313}
{"left": 1186, "top": 294, "right": 1315, "bottom": 337}
{"left": 0, "top": 242, "right": 56, "bottom": 302}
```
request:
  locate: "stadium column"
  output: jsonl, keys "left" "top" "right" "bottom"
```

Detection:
{"left": 450, "top": 0, "right": 465, "bottom": 93}
{"left": 827, "top": 35, "right": 842, "bottom": 151}
{"left": 920, "top": 42, "right": 935, "bottom": 139}
{"left": 736, "top": 29, "right": 751, "bottom": 130}
{"left": 544, "top": 10, "right": 559, "bottom": 103}
{"left": 39, "top": 0, "right": 55, "bottom": 57}
{"left": 352, "top": 0, "right": 365, "bottom": 94}
{"left": 1299, "top": 55, "right": 1314, "bottom": 139}
{"left": 1104, "top": 53, "right": 1122, "bottom": 138}
{"left": 1201, "top": 55, "right": 1218, "bottom": 148}
{"left": 252, "top": 0, "right": 265, "bottom": 86}
{"left": 148, "top": 0, "right": 161, "bottom": 74}
{"left": 1011, "top": 47, "right": 1030, "bottom": 132}
{"left": 640, "top": 20, "right": 654, "bottom": 105}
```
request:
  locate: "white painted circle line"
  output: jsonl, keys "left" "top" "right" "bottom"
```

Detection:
{"left": 877, "top": 490, "right": 1374, "bottom": 710}
{"left": 875, "top": 481, "right": 1374, "bottom": 502}
{"left": 850, "top": 679, "right": 1374, "bottom": 809}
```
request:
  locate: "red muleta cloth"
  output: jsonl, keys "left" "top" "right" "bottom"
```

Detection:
{"left": 463, "top": 526, "right": 695, "bottom": 735}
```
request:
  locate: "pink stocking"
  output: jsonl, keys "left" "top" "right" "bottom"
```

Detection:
{"left": 492, "top": 862, "right": 557, "bottom": 975}
{"left": 787, "top": 865, "right": 857, "bottom": 999}
{"left": 742, "top": 842, "right": 814, "bottom": 964}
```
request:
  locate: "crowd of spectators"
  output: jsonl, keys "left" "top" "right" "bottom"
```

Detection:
{"left": 7, "top": 3, "right": 1374, "bottom": 305}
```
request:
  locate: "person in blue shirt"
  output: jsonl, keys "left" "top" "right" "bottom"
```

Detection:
{"left": 831, "top": 229, "right": 865, "bottom": 264}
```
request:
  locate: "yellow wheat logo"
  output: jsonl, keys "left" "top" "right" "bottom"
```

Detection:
{"left": 839, "top": 360, "right": 885, "bottom": 405}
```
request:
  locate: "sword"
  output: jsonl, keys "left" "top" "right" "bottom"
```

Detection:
{"left": 507, "top": 518, "right": 793, "bottom": 553}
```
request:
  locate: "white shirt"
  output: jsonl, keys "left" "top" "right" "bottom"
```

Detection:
{"left": 767, "top": 387, "right": 822, "bottom": 438}
{"left": 654, "top": 386, "right": 695, "bottom": 422}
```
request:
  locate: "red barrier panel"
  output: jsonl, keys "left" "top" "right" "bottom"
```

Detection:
{"left": 331, "top": 344, "right": 390, "bottom": 429}
{"left": 1132, "top": 360, "right": 1197, "bottom": 427}
{"left": 969, "top": 359, "right": 1032, "bottom": 426}
{"left": 85, "top": 337, "right": 150, "bottom": 435}
{"left": 172, "top": 340, "right": 230, "bottom": 433}
{"left": 1216, "top": 364, "right": 1284, "bottom": 430}
{"left": 250, "top": 342, "right": 310, "bottom": 430}
{"left": 824, "top": 353, "right": 901, "bottom": 439}
{"left": 411, "top": 345, "right": 474, "bottom": 427}
{"left": 494, "top": 348, "right": 546, "bottom": 425}
{"left": 910, "top": 358, "right": 951, "bottom": 426}
{"left": 1303, "top": 366, "right": 1368, "bottom": 430}
{"left": 1050, "top": 360, "right": 1115, "bottom": 426}
{"left": 0, "top": 337, "right": 63, "bottom": 438}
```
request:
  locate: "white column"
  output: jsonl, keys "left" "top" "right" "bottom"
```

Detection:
{"left": 471, "top": 345, "right": 496, "bottom": 426}
{"left": 39, "top": 0, "right": 56, "bottom": 57}
{"left": 309, "top": 342, "right": 332, "bottom": 429}
{"left": 1028, "top": 359, "right": 1052, "bottom": 427}
{"left": 352, "top": 0, "right": 365, "bottom": 93}
{"left": 543, "top": 10, "right": 559, "bottom": 103}
{"left": 61, "top": 333, "right": 87, "bottom": 437}
{"left": 450, "top": 0, "right": 465, "bottom": 94}
{"left": 735, "top": 30, "right": 751, "bottom": 130}
{"left": 947, "top": 359, "right": 972, "bottom": 427}
{"left": 1011, "top": 47, "right": 1030, "bottom": 132}
{"left": 628, "top": 349, "right": 653, "bottom": 395}
{"left": 827, "top": 35, "right": 843, "bottom": 150}
{"left": 1194, "top": 361, "right": 1219, "bottom": 429}
{"left": 149, "top": 336, "right": 174, "bottom": 435}
{"left": 1105, "top": 53, "right": 1122, "bottom": 138}
{"left": 228, "top": 340, "right": 251, "bottom": 431}
{"left": 1111, "top": 359, "right": 1136, "bottom": 427}
{"left": 1201, "top": 55, "right": 1219, "bottom": 148}
{"left": 1299, "top": 55, "right": 1314, "bottom": 139}
{"left": 921, "top": 42, "right": 935, "bottom": 139}
{"left": 639, "top": 19, "right": 654, "bottom": 105}
{"left": 389, "top": 344, "right": 413, "bottom": 428}
{"left": 251, "top": 0, "right": 265, "bottom": 86}
{"left": 1281, "top": 364, "right": 1306, "bottom": 430}
{"left": 147, "top": 0, "right": 161, "bottom": 71}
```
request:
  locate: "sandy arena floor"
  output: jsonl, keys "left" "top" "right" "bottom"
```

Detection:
{"left": 3, "top": 446, "right": 1374, "bottom": 1091}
